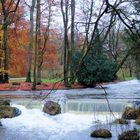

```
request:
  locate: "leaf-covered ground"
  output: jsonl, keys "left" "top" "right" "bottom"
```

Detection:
{"left": 0, "top": 82, "right": 84, "bottom": 91}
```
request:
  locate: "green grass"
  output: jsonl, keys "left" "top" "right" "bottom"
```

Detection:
{"left": 9, "top": 78, "right": 26, "bottom": 83}
{"left": 9, "top": 77, "right": 62, "bottom": 83}
{"left": 41, "top": 78, "right": 62, "bottom": 83}
{"left": 118, "top": 76, "right": 135, "bottom": 81}
{"left": 124, "top": 77, "right": 135, "bottom": 81}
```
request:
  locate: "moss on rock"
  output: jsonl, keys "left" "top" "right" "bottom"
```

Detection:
{"left": 118, "top": 130, "right": 139, "bottom": 140}
{"left": 43, "top": 101, "right": 61, "bottom": 115}
{"left": 122, "top": 107, "right": 140, "bottom": 120}
{"left": 0, "top": 105, "right": 21, "bottom": 118}
{"left": 90, "top": 129, "right": 112, "bottom": 138}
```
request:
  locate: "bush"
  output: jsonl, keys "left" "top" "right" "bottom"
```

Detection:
{"left": 75, "top": 53, "right": 117, "bottom": 87}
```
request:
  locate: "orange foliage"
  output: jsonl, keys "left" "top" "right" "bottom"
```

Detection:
{"left": 0, "top": 1, "right": 29, "bottom": 77}
{"left": 0, "top": 1, "right": 60, "bottom": 77}
{"left": 43, "top": 41, "right": 58, "bottom": 69}
{"left": 8, "top": 20, "right": 29, "bottom": 77}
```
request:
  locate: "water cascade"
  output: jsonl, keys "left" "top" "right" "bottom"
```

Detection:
{"left": 65, "top": 99, "right": 132, "bottom": 113}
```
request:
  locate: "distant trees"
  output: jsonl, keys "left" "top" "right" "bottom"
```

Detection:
{"left": 0, "top": 0, "right": 139, "bottom": 87}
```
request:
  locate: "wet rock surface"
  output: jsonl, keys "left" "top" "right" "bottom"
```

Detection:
{"left": 43, "top": 101, "right": 61, "bottom": 115}
{"left": 122, "top": 107, "right": 140, "bottom": 120}
{"left": 90, "top": 128, "right": 112, "bottom": 138}
{"left": 118, "top": 130, "right": 139, "bottom": 140}
{"left": 0, "top": 100, "right": 21, "bottom": 118}
{"left": 0, "top": 106, "right": 21, "bottom": 118}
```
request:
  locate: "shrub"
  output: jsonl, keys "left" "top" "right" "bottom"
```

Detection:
{"left": 75, "top": 53, "right": 117, "bottom": 87}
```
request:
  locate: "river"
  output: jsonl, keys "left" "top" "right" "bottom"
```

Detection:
{"left": 0, "top": 79, "right": 140, "bottom": 140}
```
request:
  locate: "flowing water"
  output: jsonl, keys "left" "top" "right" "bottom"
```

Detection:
{"left": 65, "top": 99, "right": 132, "bottom": 113}
{"left": 0, "top": 80, "right": 140, "bottom": 140}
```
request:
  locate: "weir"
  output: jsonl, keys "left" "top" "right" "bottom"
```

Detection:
{"left": 64, "top": 99, "right": 133, "bottom": 113}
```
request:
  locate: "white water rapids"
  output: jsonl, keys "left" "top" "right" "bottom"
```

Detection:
{"left": 0, "top": 104, "right": 121, "bottom": 140}
{"left": 0, "top": 80, "right": 140, "bottom": 140}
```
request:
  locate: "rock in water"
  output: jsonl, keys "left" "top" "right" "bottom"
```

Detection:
{"left": 0, "top": 106, "right": 21, "bottom": 118}
{"left": 122, "top": 107, "right": 138, "bottom": 119}
{"left": 90, "top": 129, "right": 112, "bottom": 138}
{"left": 118, "top": 130, "right": 139, "bottom": 140}
{"left": 43, "top": 101, "right": 61, "bottom": 115}
{"left": 13, "top": 107, "right": 22, "bottom": 117}
{"left": 0, "top": 100, "right": 21, "bottom": 119}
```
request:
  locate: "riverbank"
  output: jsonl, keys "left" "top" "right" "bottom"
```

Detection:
{"left": 0, "top": 78, "right": 134, "bottom": 91}
{"left": 0, "top": 79, "right": 139, "bottom": 101}
{"left": 0, "top": 82, "right": 84, "bottom": 91}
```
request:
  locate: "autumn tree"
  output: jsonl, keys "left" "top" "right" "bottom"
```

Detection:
{"left": 9, "top": 19, "right": 29, "bottom": 77}
{"left": 0, "top": 0, "right": 20, "bottom": 82}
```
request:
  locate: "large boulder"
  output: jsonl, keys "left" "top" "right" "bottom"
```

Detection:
{"left": 122, "top": 107, "right": 140, "bottom": 120}
{"left": 43, "top": 101, "right": 61, "bottom": 115}
{"left": 118, "top": 130, "right": 139, "bottom": 140}
{"left": 90, "top": 129, "right": 112, "bottom": 138}
{"left": 0, "top": 106, "right": 21, "bottom": 118}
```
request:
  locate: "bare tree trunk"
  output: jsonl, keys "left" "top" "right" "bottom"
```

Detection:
{"left": 36, "top": 0, "right": 42, "bottom": 84}
{"left": 26, "top": 0, "right": 35, "bottom": 82}
{"left": 61, "top": 0, "right": 70, "bottom": 87}
{"left": 3, "top": 22, "right": 9, "bottom": 83}
{"left": 32, "top": 0, "right": 40, "bottom": 90}
{"left": 69, "top": 0, "right": 75, "bottom": 84}
{"left": 38, "top": 1, "right": 52, "bottom": 76}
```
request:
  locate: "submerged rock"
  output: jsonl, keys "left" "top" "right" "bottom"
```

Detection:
{"left": 122, "top": 107, "right": 140, "bottom": 120}
{"left": 118, "top": 130, "right": 139, "bottom": 140}
{"left": 0, "top": 106, "right": 21, "bottom": 118}
{"left": 114, "top": 118, "right": 128, "bottom": 124}
{"left": 43, "top": 101, "right": 61, "bottom": 115}
{"left": 90, "top": 129, "right": 112, "bottom": 138}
